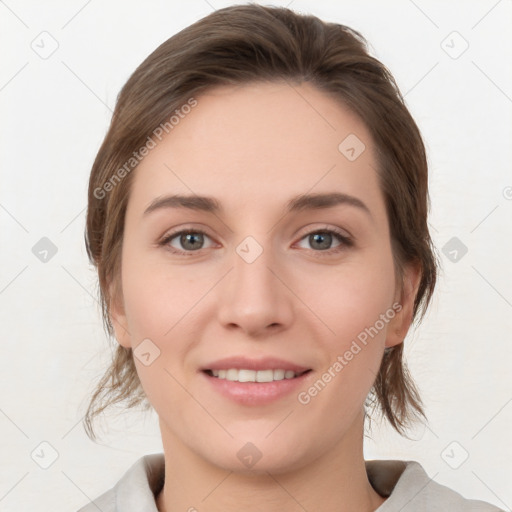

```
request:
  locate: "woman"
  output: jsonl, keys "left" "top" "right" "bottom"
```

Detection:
{"left": 79, "top": 4, "right": 502, "bottom": 511}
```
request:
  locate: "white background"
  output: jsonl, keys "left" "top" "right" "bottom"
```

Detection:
{"left": 1, "top": 0, "right": 511, "bottom": 510}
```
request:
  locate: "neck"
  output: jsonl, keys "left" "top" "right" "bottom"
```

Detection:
{"left": 156, "top": 413, "right": 386, "bottom": 512}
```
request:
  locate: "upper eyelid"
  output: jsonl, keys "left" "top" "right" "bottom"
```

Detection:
{"left": 161, "top": 223, "right": 352, "bottom": 240}
{"left": 297, "top": 224, "right": 352, "bottom": 239}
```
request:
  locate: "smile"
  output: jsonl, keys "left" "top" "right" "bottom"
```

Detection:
{"left": 204, "top": 368, "right": 311, "bottom": 382}
{"left": 201, "top": 368, "right": 313, "bottom": 405}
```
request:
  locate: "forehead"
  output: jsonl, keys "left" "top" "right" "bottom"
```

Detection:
{"left": 127, "top": 81, "right": 384, "bottom": 219}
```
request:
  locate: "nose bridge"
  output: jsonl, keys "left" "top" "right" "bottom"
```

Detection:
{"left": 216, "top": 233, "right": 293, "bottom": 334}
{"left": 234, "top": 236, "right": 275, "bottom": 297}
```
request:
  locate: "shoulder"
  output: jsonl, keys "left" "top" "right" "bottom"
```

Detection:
{"left": 76, "top": 453, "right": 164, "bottom": 512}
{"left": 370, "top": 459, "right": 504, "bottom": 511}
{"left": 77, "top": 489, "right": 115, "bottom": 512}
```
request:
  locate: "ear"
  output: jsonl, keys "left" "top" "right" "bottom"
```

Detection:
{"left": 108, "top": 280, "right": 132, "bottom": 349}
{"left": 385, "top": 262, "right": 422, "bottom": 348}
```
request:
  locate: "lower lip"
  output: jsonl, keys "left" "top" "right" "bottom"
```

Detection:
{"left": 201, "top": 371, "right": 312, "bottom": 405}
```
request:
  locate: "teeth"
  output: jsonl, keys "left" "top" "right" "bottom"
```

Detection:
{"left": 209, "top": 368, "right": 303, "bottom": 382}
{"left": 274, "top": 369, "right": 285, "bottom": 380}
{"left": 238, "top": 369, "right": 256, "bottom": 382}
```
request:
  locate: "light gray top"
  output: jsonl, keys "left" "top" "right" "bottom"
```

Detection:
{"left": 77, "top": 453, "right": 503, "bottom": 511}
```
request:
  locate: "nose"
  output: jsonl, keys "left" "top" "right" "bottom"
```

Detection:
{"left": 216, "top": 240, "right": 294, "bottom": 337}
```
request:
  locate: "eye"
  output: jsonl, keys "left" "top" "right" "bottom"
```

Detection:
{"left": 159, "top": 229, "right": 216, "bottom": 255}
{"left": 295, "top": 228, "right": 353, "bottom": 254}
{"left": 159, "top": 227, "right": 353, "bottom": 256}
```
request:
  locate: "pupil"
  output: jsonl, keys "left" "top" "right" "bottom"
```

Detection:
{"left": 311, "top": 232, "right": 331, "bottom": 250}
{"left": 182, "top": 233, "right": 203, "bottom": 250}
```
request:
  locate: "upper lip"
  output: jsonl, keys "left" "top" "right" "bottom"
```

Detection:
{"left": 201, "top": 356, "right": 311, "bottom": 373}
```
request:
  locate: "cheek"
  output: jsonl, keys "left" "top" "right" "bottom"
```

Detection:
{"left": 298, "top": 250, "right": 396, "bottom": 408}
{"left": 121, "top": 247, "right": 208, "bottom": 340}
{"left": 305, "top": 252, "right": 396, "bottom": 346}
{"left": 119, "top": 250, "right": 213, "bottom": 396}
{"left": 120, "top": 260, "right": 198, "bottom": 410}
{"left": 296, "top": 260, "right": 396, "bottom": 423}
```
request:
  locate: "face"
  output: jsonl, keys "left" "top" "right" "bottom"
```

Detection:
{"left": 110, "top": 81, "right": 418, "bottom": 473}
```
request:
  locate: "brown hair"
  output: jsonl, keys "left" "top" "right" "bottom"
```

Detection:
{"left": 84, "top": 4, "right": 437, "bottom": 439}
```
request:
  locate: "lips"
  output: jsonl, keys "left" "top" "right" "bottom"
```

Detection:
{"left": 201, "top": 356, "right": 311, "bottom": 374}
{"left": 200, "top": 356, "right": 313, "bottom": 405}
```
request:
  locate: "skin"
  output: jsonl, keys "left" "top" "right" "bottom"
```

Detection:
{"left": 110, "top": 81, "right": 420, "bottom": 512}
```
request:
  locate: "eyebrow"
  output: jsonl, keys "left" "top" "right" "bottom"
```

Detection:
{"left": 143, "top": 192, "right": 371, "bottom": 218}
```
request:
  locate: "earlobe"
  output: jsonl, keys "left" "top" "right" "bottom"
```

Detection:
{"left": 110, "top": 311, "right": 132, "bottom": 348}
{"left": 108, "top": 282, "right": 132, "bottom": 349}
{"left": 385, "top": 263, "right": 422, "bottom": 348}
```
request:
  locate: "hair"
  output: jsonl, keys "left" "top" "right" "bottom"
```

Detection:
{"left": 83, "top": 4, "right": 437, "bottom": 440}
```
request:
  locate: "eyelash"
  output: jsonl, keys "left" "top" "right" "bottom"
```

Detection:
{"left": 158, "top": 226, "right": 354, "bottom": 257}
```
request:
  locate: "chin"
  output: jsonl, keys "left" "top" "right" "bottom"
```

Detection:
{"left": 196, "top": 430, "right": 315, "bottom": 476}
